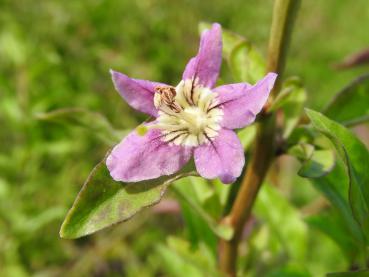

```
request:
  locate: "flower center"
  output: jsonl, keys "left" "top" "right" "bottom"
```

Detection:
{"left": 152, "top": 79, "right": 223, "bottom": 146}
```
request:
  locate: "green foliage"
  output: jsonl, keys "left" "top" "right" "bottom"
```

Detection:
{"left": 1, "top": 0, "right": 369, "bottom": 276}
{"left": 60, "top": 154, "right": 193, "bottom": 239}
{"left": 279, "top": 77, "right": 307, "bottom": 138}
{"left": 172, "top": 181, "right": 234, "bottom": 241}
{"left": 172, "top": 177, "right": 232, "bottom": 255}
{"left": 254, "top": 184, "right": 308, "bottom": 264}
{"left": 288, "top": 143, "right": 335, "bottom": 178}
{"left": 306, "top": 211, "right": 362, "bottom": 263}
{"left": 323, "top": 74, "right": 369, "bottom": 126}
{"left": 156, "top": 237, "right": 220, "bottom": 277}
{"left": 298, "top": 149, "right": 335, "bottom": 178}
{"left": 306, "top": 109, "right": 369, "bottom": 238}
{"left": 229, "top": 41, "right": 266, "bottom": 84}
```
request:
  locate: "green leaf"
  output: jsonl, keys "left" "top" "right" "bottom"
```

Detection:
{"left": 306, "top": 109, "right": 369, "bottom": 238}
{"left": 254, "top": 183, "right": 308, "bottom": 262}
{"left": 156, "top": 244, "right": 204, "bottom": 277}
{"left": 287, "top": 126, "right": 316, "bottom": 146}
{"left": 172, "top": 180, "right": 234, "bottom": 241}
{"left": 323, "top": 74, "right": 369, "bottom": 126}
{"left": 269, "top": 77, "right": 304, "bottom": 112}
{"left": 307, "top": 160, "right": 365, "bottom": 255}
{"left": 229, "top": 41, "right": 266, "bottom": 84}
{"left": 298, "top": 149, "right": 335, "bottom": 178}
{"left": 36, "top": 107, "right": 125, "bottom": 145}
{"left": 237, "top": 124, "right": 257, "bottom": 150}
{"left": 306, "top": 211, "right": 362, "bottom": 263}
{"left": 156, "top": 237, "right": 220, "bottom": 277}
{"left": 279, "top": 77, "right": 307, "bottom": 138}
{"left": 288, "top": 143, "right": 315, "bottom": 161}
{"left": 60, "top": 154, "right": 193, "bottom": 239}
{"left": 266, "top": 264, "right": 311, "bottom": 277}
{"left": 288, "top": 141, "right": 335, "bottom": 178}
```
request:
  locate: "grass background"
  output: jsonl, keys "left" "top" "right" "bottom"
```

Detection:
{"left": 0, "top": 0, "right": 368, "bottom": 276}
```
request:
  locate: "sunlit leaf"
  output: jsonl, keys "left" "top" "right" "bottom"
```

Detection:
{"left": 288, "top": 143, "right": 315, "bottom": 161}
{"left": 0, "top": 31, "right": 27, "bottom": 65}
{"left": 60, "top": 154, "right": 194, "bottom": 239}
{"left": 323, "top": 74, "right": 369, "bottom": 126}
{"left": 229, "top": 41, "right": 266, "bottom": 84}
{"left": 254, "top": 183, "right": 308, "bottom": 262}
{"left": 238, "top": 124, "right": 257, "bottom": 150}
{"left": 156, "top": 244, "right": 204, "bottom": 277}
{"left": 306, "top": 109, "right": 369, "bottom": 238}
{"left": 279, "top": 77, "right": 307, "bottom": 138}
{"left": 156, "top": 237, "right": 220, "bottom": 277}
{"left": 172, "top": 180, "right": 234, "bottom": 241}
{"left": 298, "top": 149, "right": 335, "bottom": 178}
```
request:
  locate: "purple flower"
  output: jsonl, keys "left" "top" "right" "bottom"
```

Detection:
{"left": 107, "top": 23, "right": 277, "bottom": 184}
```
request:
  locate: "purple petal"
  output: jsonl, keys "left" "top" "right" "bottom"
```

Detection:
{"left": 214, "top": 73, "right": 277, "bottom": 129}
{"left": 107, "top": 128, "right": 193, "bottom": 182}
{"left": 111, "top": 70, "right": 165, "bottom": 117}
{"left": 194, "top": 129, "right": 244, "bottom": 184}
{"left": 182, "top": 23, "right": 222, "bottom": 88}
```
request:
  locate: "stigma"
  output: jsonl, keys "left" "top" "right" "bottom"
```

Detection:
{"left": 152, "top": 79, "right": 223, "bottom": 147}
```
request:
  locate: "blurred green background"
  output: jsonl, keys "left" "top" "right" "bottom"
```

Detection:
{"left": 1, "top": 0, "right": 368, "bottom": 276}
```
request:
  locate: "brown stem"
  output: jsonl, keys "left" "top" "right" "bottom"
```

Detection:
{"left": 218, "top": 1, "right": 300, "bottom": 276}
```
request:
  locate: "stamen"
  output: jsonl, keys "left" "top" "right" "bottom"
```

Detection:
{"left": 152, "top": 80, "right": 223, "bottom": 146}
{"left": 154, "top": 85, "right": 182, "bottom": 113}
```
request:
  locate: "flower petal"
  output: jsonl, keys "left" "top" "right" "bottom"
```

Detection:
{"left": 111, "top": 70, "right": 165, "bottom": 117}
{"left": 182, "top": 23, "right": 222, "bottom": 88}
{"left": 107, "top": 128, "right": 192, "bottom": 182}
{"left": 214, "top": 73, "right": 277, "bottom": 129}
{"left": 194, "top": 129, "right": 244, "bottom": 184}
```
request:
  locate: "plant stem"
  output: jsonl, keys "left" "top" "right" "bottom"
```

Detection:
{"left": 218, "top": 1, "right": 300, "bottom": 276}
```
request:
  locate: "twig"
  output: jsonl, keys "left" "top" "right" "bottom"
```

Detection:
{"left": 218, "top": 1, "right": 300, "bottom": 276}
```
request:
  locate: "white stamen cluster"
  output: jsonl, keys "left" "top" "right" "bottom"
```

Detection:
{"left": 153, "top": 79, "right": 223, "bottom": 146}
